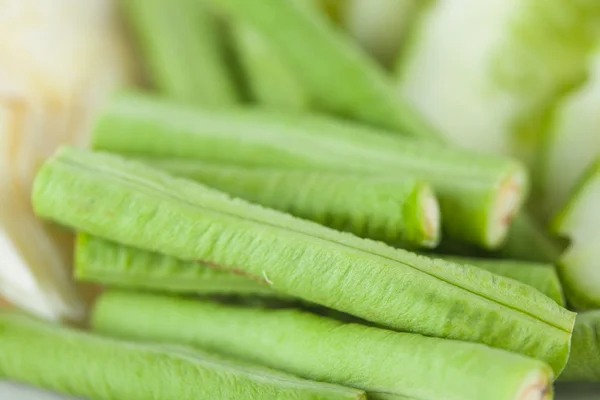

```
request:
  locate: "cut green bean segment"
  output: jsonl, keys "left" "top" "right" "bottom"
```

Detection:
{"left": 93, "top": 290, "right": 555, "bottom": 400}
{"left": 538, "top": 49, "right": 600, "bottom": 221}
{"left": 75, "top": 233, "right": 278, "bottom": 297}
{"left": 207, "top": 0, "right": 441, "bottom": 140}
{"left": 560, "top": 311, "right": 600, "bottom": 382}
{"left": 146, "top": 160, "right": 440, "bottom": 247}
{"left": 121, "top": 0, "right": 237, "bottom": 106}
{"left": 92, "top": 93, "right": 529, "bottom": 249}
{"left": 0, "top": 311, "right": 364, "bottom": 400}
{"left": 396, "top": 0, "right": 600, "bottom": 162}
{"left": 441, "top": 256, "right": 565, "bottom": 306}
{"left": 32, "top": 146, "right": 575, "bottom": 373}
{"left": 551, "top": 159, "right": 600, "bottom": 310}
{"left": 232, "top": 23, "right": 310, "bottom": 110}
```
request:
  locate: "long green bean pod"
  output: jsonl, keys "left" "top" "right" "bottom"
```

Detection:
{"left": 560, "top": 311, "right": 600, "bottom": 382}
{"left": 75, "top": 233, "right": 278, "bottom": 297}
{"left": 0, "top": 311, "right": 365, "bottom": 400}
{"left": 92, "top": 93, "right": 528, "bottom": 249}
{"left": 32, "top": 146, "right": 575, "bottom": 373}
{"left": 145, "top": 160, "right": 440, "bottom": 248}
{"left": 228, "top": 0, "right": 321, "bottom": 110}
{"left": 441, "top": 256, "right": 565, "bottom": 306}
{"left": 232, "top": 23, "right": 310, "bottom": 110}
{"left": 93, "top": 290, "right": 555, "bottom": 400}
{"left": 551, "top": 158, "right": 600, "bottom": 310}
{"left": 206, "top": 0, "right": 441, "bottom": 140}
{"left": 121, "top": 0, "right": 237, "bottom": 106}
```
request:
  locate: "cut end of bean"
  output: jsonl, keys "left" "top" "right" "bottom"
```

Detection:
{"left": 487, "top": 168, "right": 528, "bottom": 249}
{"left": 514, "top": 371, "right": 553, "bottom": 400}
{"left": 418, "top": 184, "right": 441, "bottom": 248}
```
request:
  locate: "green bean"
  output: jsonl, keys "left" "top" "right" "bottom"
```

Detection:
{"left": 93, "top": 290, "right": 555, "bottom": 400}
{"left": 497, "top": 214, "right": 563, "bottom": 263}
{"left": 228, "top": 0, "right": 321, "bottom": 110}
{"left": 441, "top": 256, "right": 565, "bottom": 306}
{"left": 92, "top": 92, "right": 528, "bottom": 249}
{"left": 232, "top": 23, "right": 310, "bottom": 110}
{"left": 206, "top": 0, "right": 441, "bottom": 140}
{"left": 145, "top": 160, "right": 440, "bottom": 248}
{"left": 435, "top": 214, "right": 564, "bottom": 264}
{"left": 32, "top": 146, "right": 575, "bottom": 373}
{"left": 550, "top": 158, "right": 600, "bottom": 310}
{"left": 75, "top": 233, "right": 278, "bottom": 297}
{"left": 0, "top": 310, "right": 365, "bottom": 400}
{"left": 121, "top": 0, "right": 237, "bottom": 106}
{"left": 560, "top": 311, "right": 600, "bottom": 382}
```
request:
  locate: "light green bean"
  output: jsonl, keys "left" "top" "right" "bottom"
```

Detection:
{"left": 93, "top": 290, "right": 555, "bottom": 400}
{"left": 145, "top": 160, "right": 440, "bottom": 247}
{"left": 92, "top": 92, "right": 528, "bottom": 249}
{"left": 75, "top": 233, "right": 278, "bottom": 297}
{"left": 207, "top": 0, "right": 441, "bottom": 140}
{"left": 441, "top": 255, "right": 565, "bottom": 305}
{"left": 232, "top": 22, "right": 310, "bottom": 110}
{"left": 32, "top": 146, "right": 575, "bottom": 373}
{"left": 0, "top": 311, "right": 364, "bottom": 400}
{"left": 122, "top": 0, "right": 237, "bottom": 106}
{"left": 560, "top": 310, "right": 600, "bottom": 382}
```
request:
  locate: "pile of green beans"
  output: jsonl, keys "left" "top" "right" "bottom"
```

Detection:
{"left": 3, "top": 0, "right": 600, "bottom": 399}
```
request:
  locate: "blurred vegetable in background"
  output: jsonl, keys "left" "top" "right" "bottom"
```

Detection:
{"left": 342, "top": 0, "right": 418, "bottom": 67}
{"left": 0, "top": 0, "right": 136, "bottom": 320}
{"left": 551, "top": 159, "right": 600, "bottom": 310}
{"left": 122, "top": 0, "right": 238, "bottom": 106}
{"left": 397, "top": 0, "right": 600, "bottom": 166}
{"left": 538, "top": 48, "right": 600, "bottom": 221}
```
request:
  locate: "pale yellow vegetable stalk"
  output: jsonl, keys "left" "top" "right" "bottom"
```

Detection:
{"left": 0, "top": 0, "right": 135, "bottom": 321}
{"left": 538, "top": 49, "right": 600, "bottom": 221}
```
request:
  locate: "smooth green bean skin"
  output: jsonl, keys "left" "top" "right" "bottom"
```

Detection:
{"left": 121, "top": 0, "right": 237, "bottom": 106}
{"left": 146, "top": 160, "right": 440, "bottom": 247}
{"left": 560, "top": 311, "right": 600, "bottom": 382}
{"left": 232, "top": 22, "right": 311, "bottom": 110}
{"left": 93, "top": 290, "right": 555, "bottom": 400}
{"left": 92, "top": 93, "right": 528, "bottom": 249}
{"left": 208, "top": 0, "right": 440, "bottom": 140}
{"left": 32, "top": 146, "right": 575, "bottom": 374}
{"left": 441, "top": 256, "right": 565, "bottom": 306}
{"left": 75, "top": 233, "right": 278, "bottom": 297}
{"left": 0, "top": 311, "right": 365, "bottom": 400}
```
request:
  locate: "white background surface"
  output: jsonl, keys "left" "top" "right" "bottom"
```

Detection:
{"left": 1, "top": 380, "right": 600, "bottom": 400}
